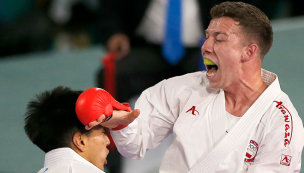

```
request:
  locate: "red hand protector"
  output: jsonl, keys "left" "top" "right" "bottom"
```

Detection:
{"left": 75, "top": 88, "right": 131, "bottom": 128}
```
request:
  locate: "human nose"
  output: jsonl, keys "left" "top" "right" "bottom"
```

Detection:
{"left": 106, "top": 135, "right": 110, "bottom": 146}
{"left": 201, "top": 38, "right": 213, "bottom": 56}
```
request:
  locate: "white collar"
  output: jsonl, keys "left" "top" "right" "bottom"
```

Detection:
{"left": 203, "top": 69, "right": 278, "bottom": 88}
{"left": 261, "top": 69, "right": 277, "bottom": 86}
{"left": 44, "top": 147, "right": 103, "bottom": 172}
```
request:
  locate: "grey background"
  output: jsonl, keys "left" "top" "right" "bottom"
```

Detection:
{"left": 1, "top": 16, "right": 304, "bottom": 172}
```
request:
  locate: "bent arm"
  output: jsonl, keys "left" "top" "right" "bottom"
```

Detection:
{"left": 110, "top": 80, "right": 179, "bottom": 159}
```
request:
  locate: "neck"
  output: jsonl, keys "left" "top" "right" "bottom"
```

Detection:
{"left": 224, "top": 68, "right": 267, "bottom": 117}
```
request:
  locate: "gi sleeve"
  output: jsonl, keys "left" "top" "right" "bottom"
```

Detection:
{"left": 247, "top": 100, "right": 304, "bottom": 173}
{"left": 110, "top": 79, "right": 180, "bottom": 160}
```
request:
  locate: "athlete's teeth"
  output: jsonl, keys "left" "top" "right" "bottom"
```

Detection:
{"left": 207, "top": 71, "right": 216, "bottom": 77}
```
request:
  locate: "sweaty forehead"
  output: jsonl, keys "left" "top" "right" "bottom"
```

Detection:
{"left": 206, "top": 17, "right": 240, "bottom": 35}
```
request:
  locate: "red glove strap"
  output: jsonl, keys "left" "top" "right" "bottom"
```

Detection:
{"left": 103, "top": 114, "right": 113, "bottom": 122}
{"left": 112, "top": 124, "right": 128, "bottom": 130}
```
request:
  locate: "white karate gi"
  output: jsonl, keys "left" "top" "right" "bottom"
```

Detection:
{"left": 37, "top": 148, "right": 105, "bottom": 173}
{"left": 111, "top": 69, "right": 304, "bottom": 173}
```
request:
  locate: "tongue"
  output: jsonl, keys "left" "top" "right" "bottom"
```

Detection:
{"left": 207, "top": 66, "right": 217, "bottom": 77}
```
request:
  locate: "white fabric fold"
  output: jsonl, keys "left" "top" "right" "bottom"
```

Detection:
{"left": 189, "top": 70, "right": 281, "bottom": 173}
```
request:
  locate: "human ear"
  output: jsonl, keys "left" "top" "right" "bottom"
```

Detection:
{"left": 72, "top": 132, "right": 88, "bottom": 152}
{"left": 241, "top": 44, "right": 258, "bottom": 63}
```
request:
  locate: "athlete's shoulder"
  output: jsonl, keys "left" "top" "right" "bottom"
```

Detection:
{"left": 164, "top": 71, "right": 208, "bottom": 88}
{"left": 264, "top": 91, "right": 299, "bottom": 121}
{"left": 271, "top": 91, "right": 300, "bottom": 123}
{"left": 70, "top": 160, "right": 104, "bottom": 173}
{"left": 37, "top": 161, "right": 71, "bottom": 173}
{"left": 264, "top": 92, "right": 304, "bottom": 151}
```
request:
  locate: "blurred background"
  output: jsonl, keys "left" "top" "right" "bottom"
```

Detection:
{"left": 1, "top": 0, "right": 304, "bottom": 172}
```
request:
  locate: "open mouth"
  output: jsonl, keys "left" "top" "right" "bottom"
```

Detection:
{"left": 204, "top": 59, "right": 218, "bottom": 77}
{"left": 206, "top": 64, "right": 218, "bottom": 71}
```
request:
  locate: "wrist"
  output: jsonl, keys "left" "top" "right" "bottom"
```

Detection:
{"left": 111, "top": 124, "right": 128, "bottom": 130}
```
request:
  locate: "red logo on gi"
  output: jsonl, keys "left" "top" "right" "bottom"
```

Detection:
{"left": 280, "top": 154, "right": 292, "bottom": 166}
{"left": 274, "top": 101, "right": 293, "bottom": 147}
{"left": 186, "top": 106, "right": 199, "bottom": 115}
{"left": 244, "top": 140, "right": 258, "bottom": 162}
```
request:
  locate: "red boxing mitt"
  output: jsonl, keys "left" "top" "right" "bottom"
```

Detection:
{"left": 75, "top": 88, "right": 131, "bottom": 130}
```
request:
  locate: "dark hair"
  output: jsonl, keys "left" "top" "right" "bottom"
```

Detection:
{"left": 210, "top": 1, "right": 273, "bottom": 58}
{"left": 24, "top": 86, "right": 91, "bottom": 153}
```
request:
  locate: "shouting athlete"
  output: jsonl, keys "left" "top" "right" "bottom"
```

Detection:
{"left": 82, "top": 2, "right": 304, "bottom": 172}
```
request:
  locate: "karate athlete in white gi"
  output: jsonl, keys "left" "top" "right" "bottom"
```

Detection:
{"left": 85, "top": 2, "right": 304, "bottom": 172}
{"left": 24, "top": 87, "right": 110, "bottom": 173}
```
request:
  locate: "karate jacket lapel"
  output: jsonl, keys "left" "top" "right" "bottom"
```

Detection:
{"left": 210, "top": 89, "right": 226, "bottom": 147}
{"left": 189, "top": 70, "right": 281, "bottom": 173}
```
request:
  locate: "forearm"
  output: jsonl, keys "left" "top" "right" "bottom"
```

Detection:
{"left": 110, "top": 82, "right": 176, "bottom": 159}
{"left": 110, "top": 119, "right": 146, "bottom": 159}
{"left": 110, "top": 117, "right": 172, "bottom": 160}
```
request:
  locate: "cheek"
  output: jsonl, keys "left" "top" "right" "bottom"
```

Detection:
{"left": 92, "top": 138, "right": 107, "bottom": 150}
{"left": 214, "top": 44, "right": 219, "bottom": 52}
{"left": 214, "top": 44, "right": 230, "bottom": 58}
{"left": 214, "top": 43, "right": 240, "bottom": 60}
{"left": 96, "top": 138, "right": 109, "bottom": 150}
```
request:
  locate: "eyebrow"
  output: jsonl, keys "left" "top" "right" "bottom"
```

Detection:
{"left": 205, "top": 30, "right": 229, "bottom": 36}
